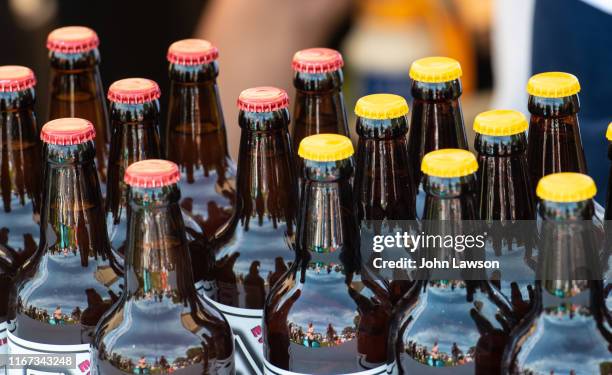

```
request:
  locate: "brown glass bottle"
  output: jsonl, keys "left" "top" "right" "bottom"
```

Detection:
{"left": 474, "top": 110, "right": 536, "bottom": 322}
{"left": 94, "top": 159, "right": 235, "bottom": 375}
{"left": 264, "top": 134, "right": 391, "bottom": 374}
{"left": 7, "top": 118, "right": 121, "bottom": 375}
{"left": 165, "top": 39, "right": 237, "bottom": 240}
{"left": 47, "top": 26, "right": 110, "bottom": 192}
{"left": 353, "top": 94, "right": 416, "bottom": 304}
{"left": 407, "top": 57, "right": 468, "bottom": 188}
{"left": 503, "top": 173, "right": 611, "bottom": 374}
{"left": 196, "top": 87, "right": 297, "bottom": 373}
{"left": 0, "top": 66, "right": 42, "bottom": 341}
{"left": 105, "top": 78, "right": 163, "bottom": 258}
{"left": 291, "top": 48, "right": 349, "bottom": 184}
{"left": 526, "top": 72, "right": 587, "bottom": 192}
{"left": 389, "top": 149, "right": 513, "bottom": 375}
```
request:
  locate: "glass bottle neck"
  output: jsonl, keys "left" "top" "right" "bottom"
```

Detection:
{"left": 297, "top": 159, "right": 359, "bottom": 270}
{"left": 528, "top": 94, "right": 579, "bottom": 118}
{"left": 125, "top": 185, "right": 195, "bottom": 299}
{"left": 422, "top": 175, "right": 478, "bottom": 220}
{"left": 0, "top": 91, "right": 41, "bottom": 213}
{"left": 354, "top": 117, "right": 416, "bottom": 221}
{"left": 538, "top": 199, "right": 603, "bottom": 305}
{"left": 106, "top": 101, "right": 162, "bottom": 215}
{"left": 292, "top": 71, "right": 348, "bottom": 152}
{"left": 49, "top": 50, "right": 100, "bottom": 71}
{"left": 41, "top": 142, "right": 109, "bottom": 257}
{"left": 235, "top": 109, "right": 297, "bottom": 221}
{"left": 474, "top": 133, "right": 527, "bottom": 156}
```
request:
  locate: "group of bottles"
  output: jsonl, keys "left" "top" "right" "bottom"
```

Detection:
{"left": 0, "top": 24, "right": 609, "bottom": 375}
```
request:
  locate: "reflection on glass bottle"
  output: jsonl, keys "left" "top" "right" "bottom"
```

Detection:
{"left": 197, "top": 87, "right": 297, "bottom": 373}
{"left": 290, "top": 48, "right": 349, "bottom": 188}
{"left": 503, "top": 173, "right": 612, "bottom": 374}
{"left": 7, "top": 118, "right": 121, "bottom": 375}
{"left": 165, "top": 39, "right": 237, "bottom": 246}
{"left": 605, "top": 122, "right": 612, "bottom": 313}
{"left": 389, "top": 149, "right": 513, "bottom": 375}
{"left": 105, "top": 78, "right": 163, "bottom": 259}
{"left": 353, "top": 94, "right": 416, "bottom": 304}
{"left": 0, "top": 66, "right": 42, "bottom": 335}
{"left": 526, "top": 72, "right": 588, "bottom": 194}
{"left": 94, "top": 159, "right": 235, "bottom": 374}
{"left": 264, "top": 134, "right": 391, "bottom": 374}
{"left": 47, "top": 26, "right": 110, "bottom": 193}
{"left": 474, "top": 109, "right": 536, "bottom": 322}
{"left": 407, "top": 57, "right": 468, "bottom": 193}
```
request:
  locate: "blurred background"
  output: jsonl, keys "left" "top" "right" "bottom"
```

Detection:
{"left": 1, "top": 0, "right": 611, "bottom": 198}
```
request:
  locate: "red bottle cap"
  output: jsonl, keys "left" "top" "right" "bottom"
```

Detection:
{"left": 237, "top": 87, "right": 289, "bottom": 112}
{"left": 46, "top": 26, "right": 100, "bottom": 53}
{"left": 167, "top": 39, "right": 219, "bottom": 65}
{"left": 41, "top": 118, "right": 96, "bottom": 145}
{"left": 107, "top": 78, "right": 161, "bottom": 104}
{"left": 292, "top": 48, "right": 344, "bottom": 74}
{"left": 124, "top": 159, "right": 181, "bottom": 188}
{"left": 0, "top": 65, "right": 36, "bottom": 92}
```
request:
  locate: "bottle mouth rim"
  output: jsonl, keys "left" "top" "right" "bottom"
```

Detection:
{"left": 0, "top": 65, "right": 36, "bottom": 92}
{"left": 237, "top": 86, "right": 289, "bottom": 112}
{"left": 108, "top": 78, "right": 161, "bottom": 104}
{"left": 292, "top": 48, "right": 344, "bottom": 74}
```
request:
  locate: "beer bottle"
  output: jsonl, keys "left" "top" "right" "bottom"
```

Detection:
{"left": 165, "top": 39, "right": 237, "bottom": 239}
{"left": 264, "top": 134, "right": 391, "bottom": 374}
{"left": 526, "top": 72, "right": 587, "bottom": 191}
{"left": 352, "top": 93, "right": 416, "bottom": 304}
{"left": 7, "top": 118, "right": 121, "bottom": 374}
{"left": 47, "top": 26, "right": 110, "bottom": 191}
{"left": 389, "top": 149, "right": 512, "bottom": 375}
{"left": 291, "top": 48, "right": 349, "bottom": 184}
{"left": 105, "top": 78, "right": 162, "bottom": 257}
{"left": 93, "top": 159, "right": 235, "bottom": 375}
{"left": 197, "top": 87, "right": 297, "bottom": 373}
{"left": 504, "top": 173, "right": 611, "bottom": 374}
{"left": 474, "top": 110, "right": 536, "bottom": 320}
{"left": 0, "top": 65, "right": 41, "bottom": 355}
{"left": 407, "top": 57, "right": 468, "bottom": 188}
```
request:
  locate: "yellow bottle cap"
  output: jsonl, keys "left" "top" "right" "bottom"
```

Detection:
{"left": 409, "top": 57, "right": 462, "bottom": 83}
{"left": 298, "top": 134, "right": 354, "bottom": 162}
{"left": 473, "top": 109, "right": 528, "bottom": 136}
{"left": 421, "top": 149, "right": 478, "bottom": 178}
{"left": 526, "top": 72, "right": 580, "bottom": 98}
{"left": 536, "top": 172, "right": 596, "bottom": 202}
{"left": 354, "top": 94, "right": 409, "bottom": 120}
{"left": 606, "top": 122, "right": 612, "bottom": 141}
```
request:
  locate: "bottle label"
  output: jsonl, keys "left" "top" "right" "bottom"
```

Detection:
{"left": 263, "top": 358, "right": 386, "bottom": 375}
{"left": 7, "top": 331, "right": 91, "bottom": 375}
{"left": 196, "top": 281, "right": 265, "bottom": 375}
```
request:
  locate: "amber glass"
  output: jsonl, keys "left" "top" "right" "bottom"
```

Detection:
{"left": 526, "top": 94, "right": 587, "bottom": 192}
{"left": 353, "top": 115, "right": 416, "bottom": 304}
{"left": 106, "top": 99, "right": 162, "bottom": 258}
{"left": 291, "top": 70, "right": 349, "bottom": 182}
{"left": 94, "top": 181, "right": 235, "bottom": 374}
{"left": 201, "top": 107, "right": 297, "bottom": 306}
{"left": 476, "top": 133, "right": 536, "bottom": 322}
{"left": 165, "top": 60, "right": 236, "bottom": 239}
{"left": 264, "top": 157, "right": 391, "bottom": 374}
{"left": 8, "top": 139, "right": 121, "bottom": 346}
{"left": 503, "top": 199, "right": 611, "bottom": 374}
{"left": 407, "top": 79, "right": 468, "bottom": 186}
{"left": 606, "top": 142, "right": 612, "bottom": 221}
{"left": 0, "top": 87, "right": 42, "bottom": 320}
{"left": 48, "top": 49, "right": 110, "bottom": 190}
{"left": 388, "top": 173, "right": 513, "bottom": 375}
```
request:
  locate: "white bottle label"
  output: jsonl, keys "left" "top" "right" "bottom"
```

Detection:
{"left": 263, "top": 358, "right": 387, "bottom": 375}
{"left": 196, "top": 281, "right": 264, "bottom": 375}
{"left": 7, "top": 331, "right": 91, "bottom": 375}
